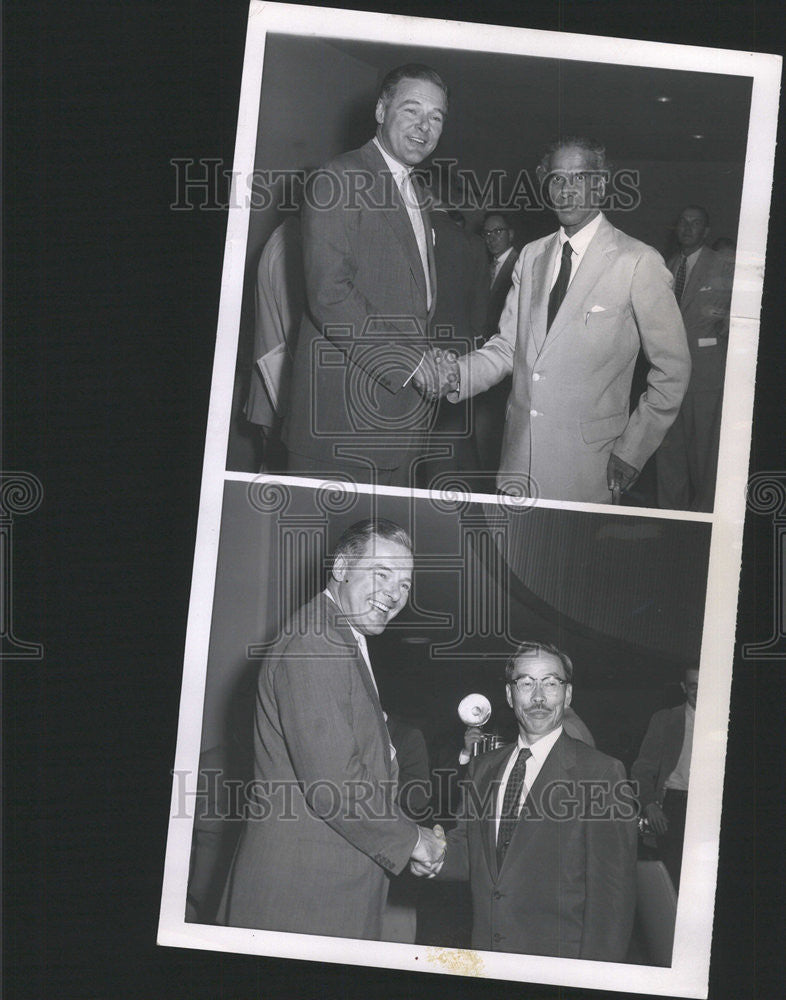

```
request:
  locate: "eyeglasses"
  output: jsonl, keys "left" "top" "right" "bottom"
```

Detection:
{"left": 509, "top": 675, "right": 567, "bottom": 695}
{"left": 482, "top": 227, "right": 507, "bottom": 237}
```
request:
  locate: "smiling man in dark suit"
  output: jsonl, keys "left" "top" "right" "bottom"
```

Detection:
{"left": 413, "top": 641, "right": 637, "bottom": 961}
{"left": 219, "top": 519, "right": 446, "bottom": 939}
{"left": 284, "top": 65, "right": 450, "bottom": 486}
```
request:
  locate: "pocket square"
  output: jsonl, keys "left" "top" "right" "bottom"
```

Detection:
{"left": 589, "top": 304, "right": 607, "bottom": 312}
{"left": 699, "top": 285, "right": 713, "bottom": 292}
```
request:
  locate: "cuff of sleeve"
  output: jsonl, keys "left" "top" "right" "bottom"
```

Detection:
{"left": 458, "top": 750, "right": 471, "bottom": 765}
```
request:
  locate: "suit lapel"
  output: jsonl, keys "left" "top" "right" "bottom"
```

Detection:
{"left": 476, "top": 747, "right": 515, "bottom": 882}
{"left": 530, "top": 238, "right": 556, "bottom": 354}
{"left": 499, "top": 732, "right": 576, "bottom": 871}
{"left": 361, "top": 141, "right": 428, "bottom": 308}
{"left": 680, "top": 246, "right": 711, "bottom": 311}
{"left": 323, "top": 593, "right": 393, "bottom": 777}
{"left": 543, "top": 217, "right": 616, "bottom": 349}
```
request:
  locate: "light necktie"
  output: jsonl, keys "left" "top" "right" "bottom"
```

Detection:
{"left": 547, "top": 241, "right": 573, "bottom": 330}
{"left": 496, "top": 746, "right": 532, "bottom": 866}
{"left": 355, "top": 633, "right": 378, "bottom": 695}
{"left": 490, "top": 257, "right": 499, "bottom": 286}
{"left": 674, "top": 254, "right": 687, "bottom": 303}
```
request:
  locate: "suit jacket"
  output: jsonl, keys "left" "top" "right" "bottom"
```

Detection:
{"left": 219, "top": 593, "right": 418, "bottom": 939}
{"left": 439, "top": 732, "right": 637, "bottom": 961}
{"left": 485, "top": 247, "right": 518, "bottom": 339}
{"left": 630, "top": 704, "right": 687, "bottom": 809}
{"left": 283, "top": 140, "right": 437, "bottom": 471}
{"left": 430, "top": 211, "right": 488, "bottom": 356}
{"left": 454, "top": 215, "right": 691, "bottom": 503}
{"left": 668, "top": 245, "right": 732, "bottom": 393}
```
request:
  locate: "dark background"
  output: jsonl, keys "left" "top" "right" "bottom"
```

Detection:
{"left": 3, "top": 2, "right": 784, "bottom": 999}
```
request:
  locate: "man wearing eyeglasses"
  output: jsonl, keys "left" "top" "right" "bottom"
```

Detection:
{"left": 439, "top": 138, "right": 690, "bottom": 505}
{"left": 413, "top": 641, "right": 637, "bottom": 961}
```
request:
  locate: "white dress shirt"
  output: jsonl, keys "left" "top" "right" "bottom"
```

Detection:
{"left": 373, "top": 137, "right": 432, "bottom": 308}
{"left": 549, "top": 211, "right": 604, "bottom": 291}
{"left": 495, "top": 726, "right": 563, "bottom": 841}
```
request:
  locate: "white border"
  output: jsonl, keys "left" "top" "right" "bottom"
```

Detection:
{"left": 158, "top": 3, "right": 782, "bottom": 997}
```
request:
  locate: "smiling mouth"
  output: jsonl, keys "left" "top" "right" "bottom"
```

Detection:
{"left": 369, "top": 599, "right": 393, "bottom": 614}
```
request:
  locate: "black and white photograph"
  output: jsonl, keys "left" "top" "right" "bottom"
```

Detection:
{"left": 5, "top": 2, "right": 786, "bottom": 1000}
{"left": 218, "top": 15, "right": 765, "bottom": 514}
{"left": 164, "top": 480, "right": 712, "bottom": 988}
{"left": 154, "top": 3, "right": 780, "bottom": 996}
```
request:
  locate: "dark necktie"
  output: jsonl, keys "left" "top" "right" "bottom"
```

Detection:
{"left": 496, "top": 747, "right": 532, "bottom": 867}
{"left": 674, "top": 254, "right": 687, "bottom": 303}
{"left": 547, "top": 241, "right": 573, "bottom": 330}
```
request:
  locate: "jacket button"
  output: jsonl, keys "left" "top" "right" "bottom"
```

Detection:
{"left": 532, "top": 372, "right": 541, "bottom": 381}
{"left": 530, "top": 409, "right": 538, "bottom": 417}
{"left": 493, "top": 932, "right": 504, "bottom": 942}
{"left": 493, "top": 890, "right": 502, "bottom": 900}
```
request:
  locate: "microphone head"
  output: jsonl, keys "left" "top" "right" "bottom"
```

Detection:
{"left": 458, "top": 693, "right": 492, "bottom": 727}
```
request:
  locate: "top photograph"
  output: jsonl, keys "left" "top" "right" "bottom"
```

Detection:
{"left": 215, "top": 25, "right": 766, "bottom": 511}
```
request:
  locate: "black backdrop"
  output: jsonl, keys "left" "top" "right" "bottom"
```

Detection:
{"left": 3, "top": 2, "right": 785, "bottom": 999}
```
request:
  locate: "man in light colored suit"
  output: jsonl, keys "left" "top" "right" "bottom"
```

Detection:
{"left": 219, "top": 519, "right": 445, "bottom": 939}
{"left": 284, "top": 65, "right": 449, "bottom": 486}
{"left": 437, "top": 138, "right": 691, "bottom": 504}
{"left": 656, "top": 206, "right": 732, "bottom": 512}
{"left": 413, "top": 642, "right": 637, "bottom": 961}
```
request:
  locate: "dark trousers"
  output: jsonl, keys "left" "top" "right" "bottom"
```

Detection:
{"left": 658, "top": 788, "right": 688, "bottom": 890}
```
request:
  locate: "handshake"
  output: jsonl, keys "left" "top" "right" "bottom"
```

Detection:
{"left": 411, "top": 349, "right": 459, "bottom": 403}
{"left": 410, "top": 824, "right": 447, "bottom": 878}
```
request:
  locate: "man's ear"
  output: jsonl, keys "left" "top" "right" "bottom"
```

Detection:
{"left": 375, "top": 99, "right": 385, "bottom": 126}
{"left": 564, "top": 683, "right": 573, "bottom": 710}
{"left": 331, "top": 554, "right": 348, "bottom": 583}
{"left": 505, "top": 685, "right": 513, "bottom": 710}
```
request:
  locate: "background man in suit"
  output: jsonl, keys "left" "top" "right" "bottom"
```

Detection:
{"left": 631, "top": 666, "right": 699, "bottom": 890}
{"left": 438, "top": 137, "right": 691, "bottom": 504}
{"left": 656, "top": 206, "right": 733, "bottom": 512}
{"left": 473, "top": 212, "right": 518, "bottom": 478}
{"left": 416, "top": 196, "right": 488, "bottom": 487}
{"left": 414, "top": 641, "right": 637, "bottom": 961}
{"left": 219, "top": 519, "right": 446, "bottom": 939}
{"left": 283, "top": 65, "right": 449, "bottom": 486}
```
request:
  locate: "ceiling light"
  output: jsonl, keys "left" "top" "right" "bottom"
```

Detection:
{"left": 655, "top": 95, "right": 671, "bottom": 103}
{"left": 692, "top": 133, "right": 705, "bottom": 139}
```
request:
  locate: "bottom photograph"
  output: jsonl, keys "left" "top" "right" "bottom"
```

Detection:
{"left": 160, "top": 480, "right": 719, "bottom": 995}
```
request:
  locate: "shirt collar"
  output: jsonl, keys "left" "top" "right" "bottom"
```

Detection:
{"left": 518, "top": 725, "right": 563, "bottom": 761}
{"left": 324, "top": 588, "right": 364, "bottom": 645}
{"left": 373, "top": 136, "right": 412, "bottom": 180}
{"left": 681, "top": 245, "right": 704, "bottom": 264}
{"left": 495, "top": 245, "right": 515, "bottom": 265}
{"left": 559, "top": 211, "right": 603, "bottom": 255}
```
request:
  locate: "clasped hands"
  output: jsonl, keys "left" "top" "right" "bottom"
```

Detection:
{"left": 411, "top": 349, "right": 459, "bottom": 402}
{"left": 410, "top": 823, "right": 446, "bottom": 877}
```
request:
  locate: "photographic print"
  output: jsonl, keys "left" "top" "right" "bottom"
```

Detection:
{"left": 157, "top": 3, "right": 780, "bottom": 997}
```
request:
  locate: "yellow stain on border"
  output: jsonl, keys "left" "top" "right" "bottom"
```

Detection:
{"left": 425, "top": 946, "right": 485, "bottom": 977}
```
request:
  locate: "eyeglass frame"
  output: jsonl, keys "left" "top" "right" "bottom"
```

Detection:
{"left": 508, "top": 674, "right": 569, "bottom": 695}
{"left": 481, "top": 226, "right": 509, "bottom": 237}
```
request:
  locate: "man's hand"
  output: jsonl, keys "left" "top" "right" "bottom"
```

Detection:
{"left": 410, "top": 823, "right": 446, "bottom": 877}
{"left": 463, "top": 726, "right": 485, "bottom": 755}
{"left": 644, "top": 802, "right": 669, "bottom": 836}
{"left": 412, "top": 350, "right": 459, "bottom": 401}
{"left": 607, "top": 453, "right": 639, "bottom": 499}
